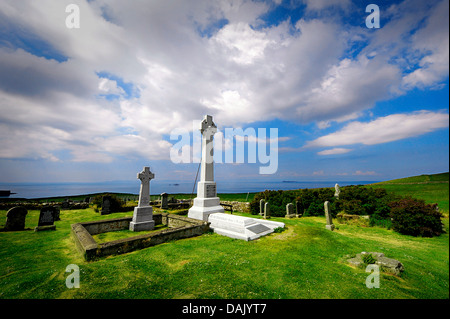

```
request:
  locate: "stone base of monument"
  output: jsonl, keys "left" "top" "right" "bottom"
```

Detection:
{"left": 188, "top": 197, "right": 225, "bottom": 222}
{"left": 129, "top": 206, "right": 155, "bottom": 231}
{"left": 208, "top": 213, "right": 285, "bottom": 241}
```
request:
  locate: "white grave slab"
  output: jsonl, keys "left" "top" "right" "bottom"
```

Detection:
{"left": 208, "top": 213, "right": 285, "bottom": 241}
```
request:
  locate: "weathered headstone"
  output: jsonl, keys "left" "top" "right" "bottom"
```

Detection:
{"left": 130, "top": 167, "right": 155, "bottom": 231}
{"left": 264, "top": 202, "right": 270, "bottom": 219}
{"left": 295, "top": 200, "right": 302, "bottom": 217}
{"left": 324, "top": 201, "right": 335, "bottom": 231}
{"left": 161, "top": 192, "right": 169, "bottom": 210}
{"left": 3, "top": 206, "right": 28, "bottom": 231}
{"left": 53, "top": 206, "right": 61, "bottom": 221}
{"left": 188, "top": 115, "right": 224, "bottom": 221}
{"left": 334, "top": 183, "right": 340, "bottom": 199}
{"left": 101, "top": 195, "right": 111, "bottom": 215}
{"left": 35, "top": 207, "right": 56, "bottom": 231}
{"left": 285, "top": 203, "right": 296, "bottom": 218}
{"left": 259, "top": 199, "right": 265, "bottom": 216}
{"left": 61, "top": 199, "right": 69, "bottom": 209}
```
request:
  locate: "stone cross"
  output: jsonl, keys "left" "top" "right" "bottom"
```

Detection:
{"left": 188, "top": 115, "right": 224, "bottom": 221}
{"left": 334, "top": 183, "right": 340, "bottom": 198}
{"left": 200, "top": 114, "right": 217, "bottom": 182}
{"left": 324, "top": 201, "right": 335, "bottom": 231}
{"left": 137, "top": 167, "right": 154, "bottom": 207}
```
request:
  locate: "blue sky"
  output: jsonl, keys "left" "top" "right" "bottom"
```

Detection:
{"left": 0, "top": 0, "right": 448, "bottom": 184}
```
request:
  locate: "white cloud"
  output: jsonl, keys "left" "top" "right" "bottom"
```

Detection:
{"left": 0, "top": 0, "right": 448, "bottom": 166}
{"left": 317, "top": 148, "right": 352, "bottom": 156}
{"left": 306, "top": 111, "right": 449, "bottom": 148}
{"left": 98, "top": 78, "right": 125, "bottom": 96}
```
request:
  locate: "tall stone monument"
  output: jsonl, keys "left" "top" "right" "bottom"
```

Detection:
{"left": 188, "top": 115, "right": 224, "bottom": 221}
{"left": 130, "top": 166, "right": 155, "bottom": 231}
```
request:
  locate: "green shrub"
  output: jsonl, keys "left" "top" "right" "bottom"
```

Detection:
{"left": 362, "top": 253, "right": 376, "bottom": 264}
{"left": 91, "top": 194, "right": 125, "bottom": 213}
{"left": 389, "top": 197, "right": 444, "bottom": 237}
{"left": 249, "top": 189, "right": 298, "bottom": 217}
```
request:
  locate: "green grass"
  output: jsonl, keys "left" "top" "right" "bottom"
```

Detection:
{"left": 0, "top": 207, "right": 448, "bottom": 299}
{"left": 91, "top": 224, "right": 169, "bottom": 244}
{"left": 1, "top": 172, "right": 448, "bottom": 299}
{"left": 369, "top": 172, "right": 449, "bottom": 213}
{"left": 375, "top": 172, "right": 449, "bottom": 184}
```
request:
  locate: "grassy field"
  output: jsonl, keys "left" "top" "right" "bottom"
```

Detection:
{"left": 0, "top": 173, "right": 448, "bottom": 299}
{"left": 369, "top": 172, "right": 449, "bottom": 213}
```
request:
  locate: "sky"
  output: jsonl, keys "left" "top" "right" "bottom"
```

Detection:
{"left": 0, "top": 0, "right": 448, "bottom": 184}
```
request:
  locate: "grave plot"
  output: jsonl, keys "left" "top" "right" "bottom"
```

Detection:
{"left": 71, "top": 213, "right": 209, "bottom": 261}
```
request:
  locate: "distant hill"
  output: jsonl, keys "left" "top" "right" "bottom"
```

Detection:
{"left": 374, "top": 172, "right": 449, "bottom": 185}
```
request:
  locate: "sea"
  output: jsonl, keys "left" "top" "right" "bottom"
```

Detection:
{"left": 0, "top": 180, "right": 378, "bottom": 199}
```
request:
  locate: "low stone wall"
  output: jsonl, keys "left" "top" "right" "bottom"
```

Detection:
{"left": 71, "top": 213, "right": 209, "bottom": 261}
{"left": 220, "top": 201, "right": 250, "bottom": 213}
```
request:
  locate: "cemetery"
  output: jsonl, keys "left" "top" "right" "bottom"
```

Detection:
{"left": 0, "top": 116, "right": 448, "bottom": 299}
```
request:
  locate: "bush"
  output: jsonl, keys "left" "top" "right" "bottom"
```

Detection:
{"left": 249, "top": 190, "right": 298, "bottom": 217}
{"left": 389, "top": 197, "right": 444, "bottom": 237}
{"left": 91, "top": 194, "right": 126, "bottom": 213}
{"left": 362, "top": 253, "right": 376, "bottom": 264}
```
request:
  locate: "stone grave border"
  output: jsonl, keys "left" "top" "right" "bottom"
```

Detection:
{"left": 71, "top": 213, "right": 209, "bottom": 261}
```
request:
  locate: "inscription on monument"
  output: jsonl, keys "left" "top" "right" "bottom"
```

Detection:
{"left": 206, "top": 184, "right": 216, "bottom": 197}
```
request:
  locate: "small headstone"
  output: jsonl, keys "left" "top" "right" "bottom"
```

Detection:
{"left": 3, "top": 206, "right": 28, "bottom": 231}
{"left": 35, "top": 207, "right": 56, "bottom": 231}
{"left": 61, "top": 200, "right": 69, "bottom": 209}
{"left": 264, "top": 202, "right": 270, "bottom": 219}
{"left": 259, "top": 199, "right": 265, "bottom": 216}
{"left": 53, "top": 206, "right": 61, "bottom": 221}
{"left": 101, "top": 196, "right": 111, "bottom": 215}
{"left": 285, "top": 203, "right": 296, "bottom": 218}
{"left": 334, "top": 183, "right": 340, "bottom": 199}
{"left": 324, "top": 201, "right": 335, "bottom": 231}
{"left": 161, "top": 192, "right": 169, "bottom": 209}
{"left": 295, "top": 200, "right": 302, "bottom": 217}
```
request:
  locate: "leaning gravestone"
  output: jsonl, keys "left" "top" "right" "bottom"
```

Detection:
{"left": 3, "top": 206, "right": 28, "bottom": 231}
{"left": 324, "top": 201, "right": 335, "bottom": 231}
{"left": 35, "top": 207, "right": 56, "bottom": 231}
